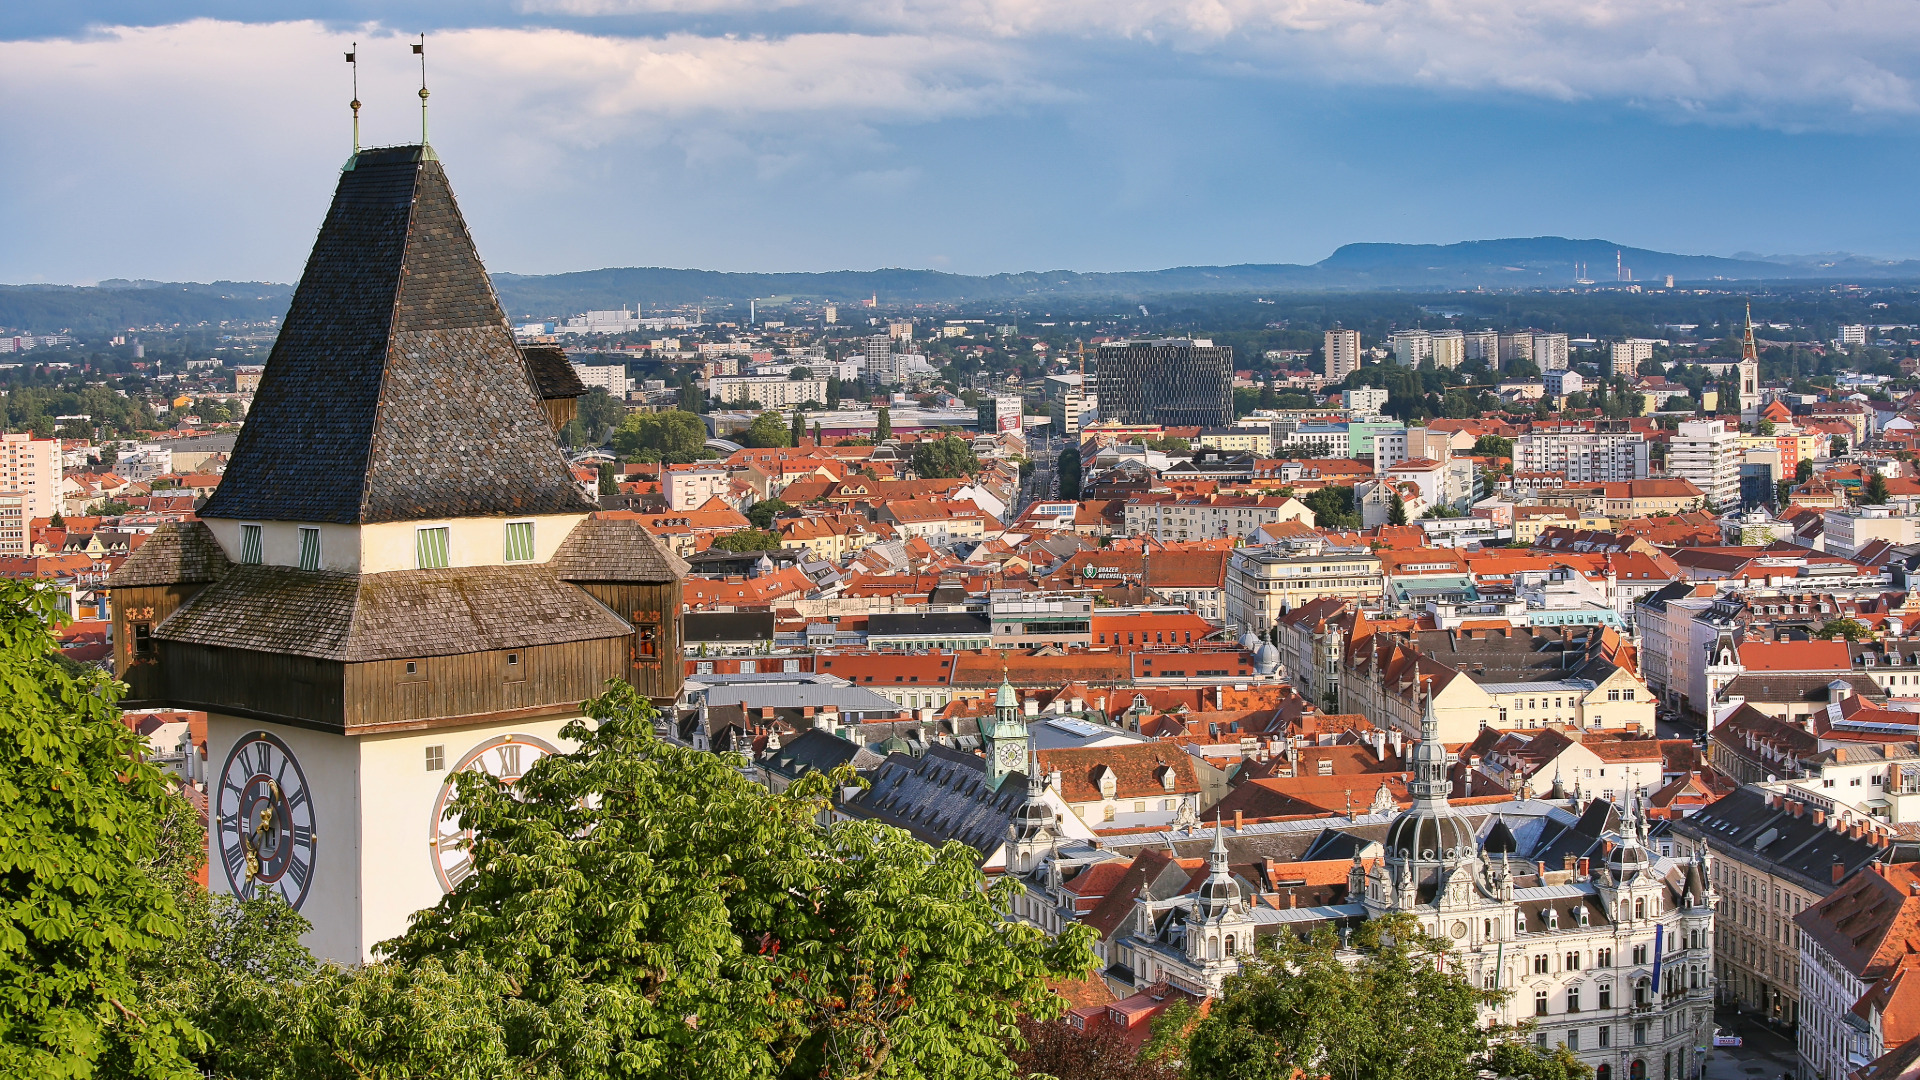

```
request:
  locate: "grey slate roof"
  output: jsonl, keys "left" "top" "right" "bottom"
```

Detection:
{"left": 108, "top": 522, "right": 230, "bottom": 588}
{"left": 867, "top": 611, "right": 991, "bottom": 636}
{"left": 201, "top": 145, "right": 595, "bottom": 525}
{"left": 549, "top": 515, "right": 688, "bottom": 582}
{"left": 1668, "top": 784, "right": 1891, "bottom": 894}
{"left": 152, "top": 563, "right": 630, "bottom": 662}
{"left": 847, "top": 744, "right": 1039, "bottom": 858}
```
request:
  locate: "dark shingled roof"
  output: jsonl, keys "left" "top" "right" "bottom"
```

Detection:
{"left": 549, "top": 514, "right": 689, "bottom": 582}
{"left": 201, "top": 145, "right": 594, "bottom": 525}
{"left": 107, "top": 522, "right": 230, "bottom": 588}
{"left": 153, "top": 563, "right": 630, "bottom": 662}
{"left": 520, "top": 345, "right": 587, "bottom": 401}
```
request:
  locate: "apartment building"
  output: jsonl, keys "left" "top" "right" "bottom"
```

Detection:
{"left": 706, "top": 375, "right": 829, "bottom": 409}
{"left": 665, "top": 465, "right": 732, "bottom": 511}
{"left": 1122, "top": 493, "right": 1315, "bottom": 543}
{"left": 1534, "top": 332, "right": 1572, "bottom": 372}
{"left": 1464, "top": 329, "right": 1498, "bottom": 363}
{"left": 1670, "top": 420, "right": 1742, "bottom": 510}
{"left": 1610, "top": 339, "right": 1656, "bottom": 377}
{"left": 1514, "top": 425, "right": 1651, "bottom": 484}
{"left": 1343, "top": 386, "right": 1389, "bottom": 415}
{"left": 1823, "top": 505, "right": 1920, "bottom": 559}
{"left": 1796, "top": 856, "right": 1920, "bottom": 1080}
{"left": 1669, "top": 785, "right": 1894, "bottom": 1030}
{"left": 1389, "top": 329, "right": 1433, "bottom": 366}
{"left": 1223, "top": 545, "right": 1384, "bottom": 634}
{"left": 1498, "top": 331, "right": 1535, "bottom": 366}
{"left": 1430, "top": 329, "right": 1465, "bottom": 369}
{"left": 1325, "top": 328, "right": 1361, "bottom": 380}
{"left": 0, "top": 433, "right": 60, "bottom": 556}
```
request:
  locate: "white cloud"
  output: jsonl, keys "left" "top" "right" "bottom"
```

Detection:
{"left": 525, "top": 0, "right": 1920, "bottom": 123}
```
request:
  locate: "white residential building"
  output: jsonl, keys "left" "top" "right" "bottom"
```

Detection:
{"left": 1670, "top": 420, "right": 1742, "bottom": 510}
{"left": 666, "top": 466, "right": 733, "bottom": 511}
{"left": 1343, "top": 386, "right": 1390, "bottom": 416}
{"left": 1325, "top": 329, "right": 1361, "bottom": 380}
{"left": 1544, "top": 369, "right": 1585, "bottom": 398}
{"left": 570, "top": 362, "right": 628, "bottom": 395}
{"left": 1429, "top": 329, "right": 1465, "bottom": 370}
{"left": 1610, "top": 339, "right": 1655, "bottom": 377}
{"left": 0, "top": 432, "right": 60, "bottom": 552}
{"left": 1840, "top": 325, "right": 1869, "bottom": 348}
{"left": 1464, "top": 330, "right": 1499, "bottom": 363}
{"left": 706, "top": 376, "right": 830, "bottom": 409}
{"left": 1513, "top": 428, "right": 1650, "bottom": 483}
{"left": 1390, "top": 330, "right": 1433, "bottom": 366}
{"left": 1533, "top": 332, "right": 1572, "bottom": 372}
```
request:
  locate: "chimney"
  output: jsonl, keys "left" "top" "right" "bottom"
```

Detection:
{"left": 1234, "top": 809, "right": 1244, "bottom": 832}
{"left": 1814, "top": 809, "right": 1826, "bottom": 826}
{"left": 1539, "top": 860, "right": 1549, "bottom": 876}
{"left": 1909, "top": 881, "right": 1918, "bottom": 896}
{"left": 1791, "top": 800, "right": 1803, "bottom": 819}
{"left": 1565, "top": 853, "right": 1578, "bottom": 873}
{"left": 1765, "top": 791, "right": 1778, "bottom": 809}
{"left": 1578, "top": 857, "right": 1590, "bottom": 877}
{"left": 1834, "top": 858, "right": 1846, "bottom": 885}
{"left": 1289, "top": 890, "right": 1298, "bottom": 909}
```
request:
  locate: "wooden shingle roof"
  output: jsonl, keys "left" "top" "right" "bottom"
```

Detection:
{"left": 201, "top": 145, "right": 594, "bottom": 525}
{"left": 152, "top": 564, "right": 630, "bottom": 662}
{"left": 549, "top": 514, "right": 689, "bottom": 582}
{"left": 107, "top": 521, "right": 230, "bottom": 588}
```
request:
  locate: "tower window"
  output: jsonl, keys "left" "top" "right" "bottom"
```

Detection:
{"left": 504, "top": 521, "right": 535, "bottom": 562}
{"left": 425, "top": 745, "right": 445, "bottom": 771}
{"left": 298, "top": 526, "right": 321, "bottom": 571}
{"left": 416, "top": 526, "right": 451, "bottom": 569}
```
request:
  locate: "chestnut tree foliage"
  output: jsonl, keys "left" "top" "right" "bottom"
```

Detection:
{"left": 0, "top": 577, "right": 1094, "bottom": 1080}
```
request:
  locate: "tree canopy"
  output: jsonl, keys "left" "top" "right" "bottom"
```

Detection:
{"left": 743, "top": 411, "right": 793, "bottom": 449}
{"left": 612, "top": 410, "right": 713, "bottom": 464}
{"left": 0, "top": 580, "right": 201, "bottom": 1078}
{"left": 709, "top": 527, "right": 786, "bottom": 553}
{"left": 1300, "top": 485, "right": 1360, "bottom": 530}
{"left": 1181, "top": 914, "right": 1585, "bottom": 1080}
{"left": 912, "top": 436, "right": 980, "bottom": 480}
{"left": 1057, "top": 447, "right": 1081, "bottom": 500}
{"left": 1865, "top": 472, "right": 1891, "bottom": 505}
{"left": 747, "top": 498, "right": 793, "bottom": 530}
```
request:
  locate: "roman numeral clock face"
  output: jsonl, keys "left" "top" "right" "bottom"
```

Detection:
{"left": 429, "top": 734, "right": 557, "bottom": 892}
{"left": 214, "top": 732, "right": 317, "bottom": 908}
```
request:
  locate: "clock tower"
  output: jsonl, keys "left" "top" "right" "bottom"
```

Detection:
{"left": 107, "top": 143, "right": 685, "bottom": 964}
{"left": 983, "top": 671, "right": 1027, "bottom": 790}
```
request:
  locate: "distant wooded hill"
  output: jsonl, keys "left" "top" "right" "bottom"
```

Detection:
{"left": 8, "top": 237, "right": 1918, "bottom": 334}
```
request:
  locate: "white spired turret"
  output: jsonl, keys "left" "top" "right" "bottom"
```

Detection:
{"left": 1184, "top": 817, "right": 1254, "bottom": 994}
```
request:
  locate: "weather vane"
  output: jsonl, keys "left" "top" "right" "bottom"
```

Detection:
{"left": 344, "top": 43, "right": 359, "bottom": 155}
{"left": 413, "top": 34, "right": 430, "bottom": 145}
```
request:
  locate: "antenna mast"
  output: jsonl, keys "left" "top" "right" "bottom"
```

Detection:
{"left": 413, "top": 34, "right": 430, "bottom": 146}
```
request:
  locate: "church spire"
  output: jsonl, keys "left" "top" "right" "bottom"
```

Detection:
{"left": 1407, "top": 687, "right": 1452, "bottom": 806}
{"left": 1742, "top": 303, "right": 1759, "bottom": 363}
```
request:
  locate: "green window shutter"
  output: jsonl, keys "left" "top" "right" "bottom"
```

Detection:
{"left": 240, "top": 524, "right": 262, "bottom": 565}
{"left": 298, "top": 527, "right": 321, "bottom": 571}
{"left": 504, "top": 521, "right": 535, "bottom": 562}
{"left": 417, "top": 527, "right": 450, "bottom": 569}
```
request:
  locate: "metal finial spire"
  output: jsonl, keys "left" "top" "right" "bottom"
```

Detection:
{"left": 412, "top": 34, "right": 429, "bottom": 146}
{"left": 345, "top": 43, "right": 360, "bottom": 156}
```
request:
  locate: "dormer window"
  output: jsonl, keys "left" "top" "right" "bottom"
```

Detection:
{"left": 504, "top": 521, "right": 535, "bottom": 562}
{"left": 239, "top": 523, "right": 263, "bottom": 565}
{"left": 417, "top": 526, "right": 451, "bottom": 569}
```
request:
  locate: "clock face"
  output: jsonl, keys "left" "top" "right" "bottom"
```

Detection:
{"left": 429, "top": 734, "right": 558, "bottom": 892}
{"left": 997, "top": 742, "right": 1025, "bottom": 769}
{"left": 214, "top": 732, "right": 317, "bottom": 909}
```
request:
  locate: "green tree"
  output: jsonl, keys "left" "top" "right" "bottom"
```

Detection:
{"left": 1470, "top": 435, "right": 1513, "bottom": 459}
{"left": 876, "top": 406, "right": 892, "bottom": 441}
{"left": 789, "top": 366, "right": 812, "bottom": 381}
{"left": 597, "top": 462, "right": 618, "bottom": 496}
{"left": 1386, "top": 491, "right": 1408, "bottom": 525}
{"left": 1817, "top": 617, "right": 1872, "bottom": 641}
{"left": 1833, "top": 435, "right": 1849, "bottom": 456}
{"left": 742, "top": 411, "right": 792, "bottom": 449}
{"left": 612, "top": 410, "right": 712, "bottom": 464}
{"left": 1181, "top": 913, "right": 1580, "bottom": 1080}
{"left": 791, "top": 410, "right": 807, "bottom": 447}
{"left": 747, "top": 498, "right": 793, "bottom": 531}
{"left": 912, "top": 436, "right": 980, "bottom": 479}
{"left": 812, "top": 422, "right": 823, "bottom": 446}
{"left": 0, "top": 580, "right": 202, "bottom": 1078}
{"left": 1058, "top": 447, "right": 1082, "bottom": 500}
{"left": 1865, "top": 472, "right": 1891, "bottom": 504}
{"left": 1797, "top": 458, "right": 1814, "bottom": 483}
{"left": 709, "top": 527, "right": 785, "bottom": 552}
{"left": 576, "top": 388, "right": 625, "bottom": 444}
{"left": 385, "top": 682, "right": 1095, "bottom": 1078}
{"left": 1301, "top": 485, "right": 1361, "bottom": 529}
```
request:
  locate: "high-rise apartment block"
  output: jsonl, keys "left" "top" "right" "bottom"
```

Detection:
{"left": 1610, "top": 339, "right": 1656, "bottom": 377}
{"left": 1429, "top": 330, "right": 1465, "bottom": 370}
{"left": 863, "top": 334, "right": 898, "bottom": 386}
{"left": 1463, "top": 330, "right": 1498, "bottom": 363}
{"left": 1389, "top": 330, "right": 1432, "bottom": 366}
{"left": 1670, "top": 419, "right": 1742, "bottom": 510}
{"left": 0, "top": 433, "right": 60, "bottom": 555}
{"left": 1324, "top": 329, "right": 1361, "bottom": 381}
{"left": 1342, "top": 386, "right": 1390, "bottom": 416}
{"left": 1840, "top": 325, "right": 1868, "bottom": 347}
{"left": 1094, "top": 339, "right": 1234, "bottom": 428}
{"left": 1513, "top": 423, "right": 1650, "bottom": 483}
{"left": 1533, "top": 332, "right": 1571, "bottom": 372}
{"left": 888, "top": 320, "right": 915, "bottom": 343}
{"left": 1496, "top": 332, "right": 1534, "bottom": 367}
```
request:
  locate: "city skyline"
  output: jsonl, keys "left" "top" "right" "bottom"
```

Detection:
{"left": 6, "top": 2, "right": 1920, "bottom": 285}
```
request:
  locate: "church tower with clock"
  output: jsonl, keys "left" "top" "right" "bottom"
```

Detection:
{"left": 108, "top": 143, "right": 686, "bottom": 964}
{"left": 982, "top": 672, "right": 1028, "bottom": 790}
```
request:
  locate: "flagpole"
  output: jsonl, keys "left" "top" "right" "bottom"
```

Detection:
{"left": 413, "top": 34, "right": 429, "bottom": 147}
{"left": 346, "top": 43, "right": 360, "bottom": 155}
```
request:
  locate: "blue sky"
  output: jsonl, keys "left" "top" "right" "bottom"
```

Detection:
{"left": 5, "top": 0, "right": 1920, "bottom": 284}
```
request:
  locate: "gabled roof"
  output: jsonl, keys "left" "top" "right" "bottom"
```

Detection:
{"left": 107, "top": 521, "right": 230, "bottom": 588}
{"left": 548, "top": 513, "right": 688, "bottom": 582}
{"left": 202, "top": 146, "right": 594, "bottom": 525}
